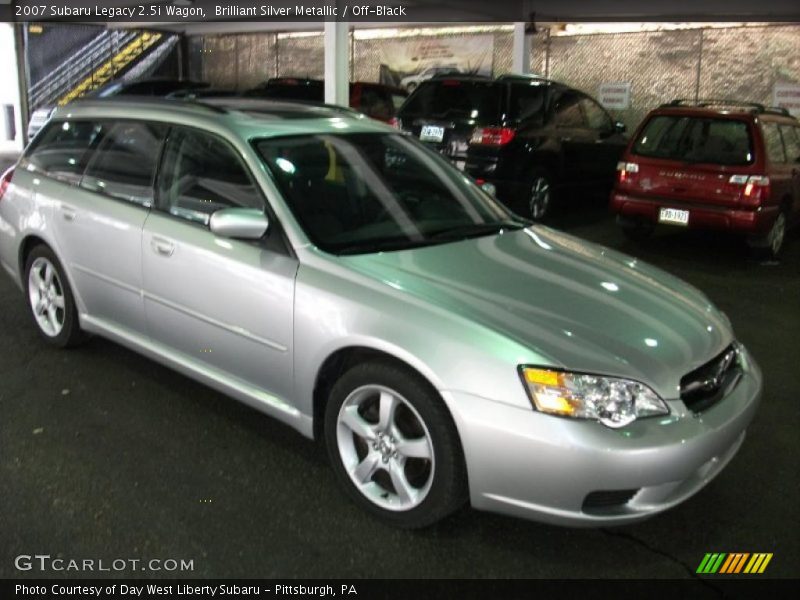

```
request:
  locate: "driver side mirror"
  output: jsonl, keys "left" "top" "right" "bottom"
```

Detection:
{"left": 209, "top": 208, "right": 269, "bottom": 240}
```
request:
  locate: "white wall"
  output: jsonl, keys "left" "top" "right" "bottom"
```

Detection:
{"left": 0, "top": 24, "right": 24, "bottom": 152}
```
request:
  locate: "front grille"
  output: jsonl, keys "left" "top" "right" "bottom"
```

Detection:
{"left": 582, "top": 489, "right": 639, "bottom": 512}
{"left": 680, "top": 344, "right": 741, "bottom": 413}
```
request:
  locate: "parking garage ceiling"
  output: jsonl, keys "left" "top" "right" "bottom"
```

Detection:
{"left": 87, "top": 0, "right": 800, "bottom": 34}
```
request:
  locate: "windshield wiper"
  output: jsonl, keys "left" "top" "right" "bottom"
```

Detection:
{"left": 333, "top": 236, "right": 436, "bottom": 256}
{"left": 427, "top": 220, "right": 526, "bottom": 241}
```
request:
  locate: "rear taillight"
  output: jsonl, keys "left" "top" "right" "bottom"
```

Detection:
{"left": 0, "top": 167, "right": 14, "bottom": 202}
{"left": 389, "top": 117, "right": 401, "bottom": 129}
{"left": 470, "top": 127, "right": 515, "bottom": 146}
{"left": 616, "top": 161, "right": 639, "bottom": 184}
{"left": 729, "top": 174, "right": 770, "bottom": 206}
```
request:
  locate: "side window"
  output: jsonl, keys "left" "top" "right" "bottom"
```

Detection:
{"left": 81, "top": 121, "right": 167, "bottom": 207}
{"left": 157, "top": 128, "right": 264, "bottom": 226}
{"left": 509, "top": 85, "right": 546, "bottom": 124}
{"left": 552, "top": 91, "right": 585, "bottom": 128}
{"left": 359, "top": 88, "right": 392, "bottom": 121}
{"left": 580, "top": 97, "right": 613, "bottom": 132}
{"left": 762, "top": 122, "right": 787, "bottom": 163}
{"left": 25, "top": 120, "right": 104, "bottom": 184}
{"left": 779, "top": 125, "right": 800, "bottom": 163}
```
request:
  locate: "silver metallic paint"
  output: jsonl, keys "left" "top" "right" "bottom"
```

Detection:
{"left": 0, "top": 100, "right": 761, "bottom": 525}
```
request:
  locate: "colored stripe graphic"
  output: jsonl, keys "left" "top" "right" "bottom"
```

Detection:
{"left": 699, "top": 552, "right": 773, "bottom": 574}
{"left": 719, "top": 553, "right": 749, "bottom": 573}
{"left": 744, "top": 553, "right": 773, "bottom": 574}
{"left": 697, "top": 553, "right": 727, "bottom": 574}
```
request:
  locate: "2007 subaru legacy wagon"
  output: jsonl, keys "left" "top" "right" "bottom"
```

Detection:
{"left": 0, "top": 98, "right": 761, "bottom": 528}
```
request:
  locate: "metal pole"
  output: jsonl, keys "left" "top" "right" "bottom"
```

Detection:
{"left": 15, "top": 23, "right": 29, "bottom": 130}
{"left": 694, "top": 29, "right": 704, "bottom": 103}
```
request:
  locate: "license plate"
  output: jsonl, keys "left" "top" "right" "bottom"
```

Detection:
{"left": 659, "top": 207, "right": 689, "bottom": 225}
{"left": 420, "top": 125, "right": 444, "bottom": 143}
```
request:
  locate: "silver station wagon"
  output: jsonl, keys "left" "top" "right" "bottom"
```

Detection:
{"left": 0, "top": 98, "right": 761, "bottom": 527}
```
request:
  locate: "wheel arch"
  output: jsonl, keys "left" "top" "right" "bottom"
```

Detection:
{"left": 312, "top": 345, "right": 446, "bottom": 443}
{"left": 18, "top": 234, "right": 50, "bottom": 285}
{"left": 17, "top": 234, "right": 85, "bottom": 314}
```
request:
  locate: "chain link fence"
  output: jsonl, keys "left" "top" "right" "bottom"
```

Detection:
{"left": 195, "top": 24, "right": 800, "bottom": 129}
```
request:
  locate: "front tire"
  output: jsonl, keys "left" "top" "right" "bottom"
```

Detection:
{"left": 24, "top": 245, "right": 84, "bottom": 347}
{"left": 324, "top": 361, "right": 467, "bottom": 528}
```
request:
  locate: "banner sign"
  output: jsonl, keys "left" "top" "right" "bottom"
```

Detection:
{"left": 773, "top": 82, "right": 800, "bottom": 116}
{"left": 598, "top": 82, "right": 632, "bottom": 110}
{"left": 377, "top": 35, "right": 494, "bottom": 90}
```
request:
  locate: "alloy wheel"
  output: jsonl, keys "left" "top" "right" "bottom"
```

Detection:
{"left": 27, "top": 256, "right": 66, "bottom": 337}
{"left": 336, "top": 384, "right": 435, "bottom": 511}
{"left": 769, "top": 213, "right": 786, "bottom": 257}
{"left": 529, "top": 176, "right": 551, "bottom": 220}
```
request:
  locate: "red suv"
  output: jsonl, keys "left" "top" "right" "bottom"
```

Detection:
{"left": 611, "top": 100, "right": 800, "bottom": 258}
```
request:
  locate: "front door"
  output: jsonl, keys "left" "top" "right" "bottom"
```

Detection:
{"left": 142, "top": 127, "right": 297, "bottom": 405}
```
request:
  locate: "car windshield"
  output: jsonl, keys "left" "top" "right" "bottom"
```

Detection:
{"left": 631, "top": 115, "right": 754, "bottom": 165}
{"left": 255, "top": 133, "right": 527, "bottom": 255}
{"left": 399, "top": 81, "right": 502, "bottom": 122}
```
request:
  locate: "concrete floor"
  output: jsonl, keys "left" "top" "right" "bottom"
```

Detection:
{"left": 0, "top": 177, "right": 797, "bottom": 581}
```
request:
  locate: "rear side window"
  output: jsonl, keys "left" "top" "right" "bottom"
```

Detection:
{"left": 358, "top": 88, "right": 394, "bottom": 121}
{"left": 581, "top": 97, "right": 613, "bottom": 132}
{"left": 552, "top": 91, "right": 585, "bottom": 128}
{"left": 508, "top": 85, "right": 547, "bottom": 123}
{"left": 25, "top": 120, "right": 103, "bottom": 184}
{"left": 762, "top": 122, "right": 787, "bottom": 163}
{"left": 157, "top": 128, "right": 264, "bottom": 226}
{"left": 390, "top": 92, "right": 407, "bottom": 111}
{"left": 631, "top": 115, "right": 753, "bottom": 166}
{"left": 399, "top": 81, "right": 502, "bottom": 123}
{"left": 81, "top": 122, "right": 167, "bottom": 207}
{"left": 780, "top": 125, "right": 800, "bottom": 163}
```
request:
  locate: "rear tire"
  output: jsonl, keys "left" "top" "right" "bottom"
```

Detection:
{"left": 24, "top": 245, "right": 84, "bottom": 348}
{"left": 324, "top": 361, "right": 467, "bottom": 528}
{"left": 748, "top": 210, "right": 787, "bottom": 260}
{"left": 526, "top": 168, "right": 555, "bottom": 221}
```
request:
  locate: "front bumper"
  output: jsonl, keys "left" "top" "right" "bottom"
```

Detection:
{"left": 611, "top": 191, "right": 778, "bottom": 235}
{"left": 443, "top": 350, "right": 761, "bottom": 526}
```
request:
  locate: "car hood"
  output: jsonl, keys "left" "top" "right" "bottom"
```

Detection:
{"left": 342, "top": 226, "right": 732, "bottom": 398}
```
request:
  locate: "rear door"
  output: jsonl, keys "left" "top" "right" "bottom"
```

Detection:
{"left": 398, "top": 80, "right": 503, "bottom": 169}
{"left": 142, "top": 126, "right": 297, "bottom": 404}
{"left": 31, "top": 119, "right": 165, "bottom": 334}
{"left": 550, "top": 89, "right": 591, "bottom": 182}
{"left": 777, "top": 123, "right": 800, "bottom": 222}
{"left": 761, "top": 120, "right": 793, "bottom": 213}
{"left": 579, "top": 95, "right": 627, "bottom": 183}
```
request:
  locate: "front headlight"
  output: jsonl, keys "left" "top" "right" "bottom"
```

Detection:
{"left": 520, "top": 367, "right": 669, "bottom": 429}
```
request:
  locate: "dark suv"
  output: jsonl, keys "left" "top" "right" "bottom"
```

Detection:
{"left": 395, "top": 74, "right": 628, "bottom": 219}
{"left": 244, "top": 78, "right": 407, "bottom": 123}
{"left": 611, "top": 100, "right": 800, "bottom": 258}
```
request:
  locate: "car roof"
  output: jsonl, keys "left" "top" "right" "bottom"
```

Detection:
{"left": 652, "top": 99, "right": 797, "bottom": 122}
{"left": 50, "top": 97, "right": 392, "bottom": 138}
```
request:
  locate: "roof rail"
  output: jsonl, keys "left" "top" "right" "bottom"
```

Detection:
{"left": 71, "top": 96, "right": 230, "bottom": 114}
{"left": 662, "top": 98, "right": 793, "bottom": 117}
{"left": 496, "top": 73, "right": 550, "bottom": 82}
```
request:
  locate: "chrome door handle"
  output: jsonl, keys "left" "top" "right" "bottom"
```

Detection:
{"left": 60, "top": 206, "right": 77, "bottom": 221}
{"left": 151, "top": 237, "right": 175, "bottom": 257}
